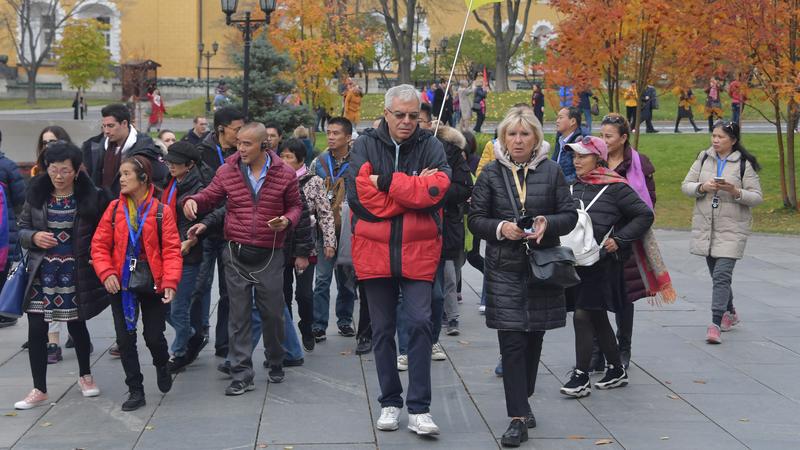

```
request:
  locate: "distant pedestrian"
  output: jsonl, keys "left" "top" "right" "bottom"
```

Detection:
{"left": 681, "top": 121, "right": 763, "bottom": 345}
{"left": 472, "top": 80, "right": 487, "bottom": 133}
{"left": 577, "top": 89, "right": 597, "bottom": 134}
{"left": 457, "top": 79, "right": 474, "bottom": 131}
{"left": 146, "top": 88, "right": 166, "bottom": 133}
{"left": 624, "top": 81, "right": 638, "bottom": 127}
{"left": 674, "top": 87, "right": 702, "bottom": 133}
{"left": 640, "top": 85, "right": 659, "bottom": 133}
{"left": 344, "top": 85, "right": 363, "bottom": 127}
{"left": 72, "top": 90, "right": 86, "bottom": 120}
{"left": 531, "top": 83, "right": 545, "bottom": 125}
{"left": 704, "top": 77, "right": 724, "bottom": 132}
{"left": 728, "top": 75, "right": 746, "bottom": 125}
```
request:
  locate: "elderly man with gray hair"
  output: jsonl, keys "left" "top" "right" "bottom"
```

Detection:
{"left": 345, "top": 84, "right": 452, "bottom": 436}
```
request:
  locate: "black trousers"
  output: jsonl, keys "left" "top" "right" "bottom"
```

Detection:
{"left": 626, "top": 106, "right": 637, "bottom": 126}
{"left": 110, "top": 296, "right": 170, "bottom": 392}
{"left": 28, "top": 313, "right": 92, "bottom": 393}
{"left": 356, "top": 283, "right": 371, "bottom": 340}
{"left": 283, "top": 264, "right": 315, "bottom": 339}
{"left": 498, "top": 330, "right": 544, "bottom": 418}
{"left": 473, "top": 110, "right": 486, "bottom": 133}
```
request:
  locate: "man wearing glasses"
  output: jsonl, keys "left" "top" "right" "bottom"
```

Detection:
{"left": 345, "top": 84, "right": 451, "bottom": 437}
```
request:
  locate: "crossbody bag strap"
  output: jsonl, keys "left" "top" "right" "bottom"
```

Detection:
{"left": 500, "top": 167, "right": 521, "bottom": 222}
{"left": 584, "top": 185, "right": 610, "bottom": 211}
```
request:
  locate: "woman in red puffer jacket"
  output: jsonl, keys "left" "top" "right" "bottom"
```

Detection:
{"left": 91, "top": 155, "right": 182, "bottom": 412}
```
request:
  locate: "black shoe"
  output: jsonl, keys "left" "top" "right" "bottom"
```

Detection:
{"left": 168, "top": 355, "right": 191, "bottom": 374}
{"left": 594, "top": 364, "right": 628, "bottom": 390}
{"left": 184, "top": 332, "right": 207, "bottom": 364}
{"left": 156, "top": 365, "right": 173, "bottom": 393}
{"left": 225, "top": 380, "right": 255, "bottom": 396}
{"left": 121, "top": 390, "right": 146, "bottom": 411}
{"left": 0, "top": 317, "right": 17, "bottom": 328}
{"left": 338, "top": 325, "right": 355, "bottom": 337}
{"left": 214, "top": 347, "right": 227, "bottom": 358}
{"left": 268, "top": 365, "right": 285, "bottom": 383}
{"left": 313, "top": 329, "right": 327, "bottom": 343}
{"left": 500, "top": 419, "right": 528, "bottom": 447}
{"left": 280, "top": 358, "right": 304, "bottom": 367}
{"left": 302, "top": 335, "right": 315, "bottom": 353}
{"left": 355, "top": 336, "right": 372, "bottom": 355}
{"left": 646, "top": 129, "right": 660, "bottom": 133}
{"left": 694, "top": 127, "right": 702, "bottom": 132}
{"left": 65, "top": 336, "right": 75, "bottom": 348}
{"left": 217, "top": 361, "right": 231, "bottom": 376}
{"left": 589, "top": 348, "right": 606, "bottom": 374}
{"left": 674, "top": 129, "right": 682, "bottom": 133}
{"left": 620, "top": 350, "right": 631, "bottom": 370}
{"left": 560, "top": 369, "right": 591, "bottom": 398}
{"left": 525, "top": 411, "right": 536, "bottom": 429}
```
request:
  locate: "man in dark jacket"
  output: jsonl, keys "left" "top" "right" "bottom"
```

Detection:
{"left": 345, "top": 84, "right": 451, "bottom": 437}
{"left": 552, "top": 106, "right": 583, "bottom": 184}
{"left": 0, "top": 130, "right": 26, "bottom": 327}
{"left": 190, "top": 106, "right": 245, "bottom": 359}
{"left": 82, "top": 103, "right": 168, "bottom": 196}
{"left": 180, "top": 116, "right": 210, "bottom": 146}
{"left": 184, "top": 122, "right": 303, "bottom": 395}
{"left": 640, "top": 85, "right": 659, "bottom": 133}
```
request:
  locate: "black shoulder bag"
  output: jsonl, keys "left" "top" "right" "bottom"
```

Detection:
{"left": 500, "top": 167, "right": 580, "bottom": 289}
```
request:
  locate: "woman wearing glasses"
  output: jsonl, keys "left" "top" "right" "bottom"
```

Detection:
{"left": 681, "top": 121, "right": 762, "bottom": 344}
{"left": 469, "top": 106, "right": 577, "bottom": 447}
{"left": 15, "top": 142, "right": 110, "bottom": 409}
{"left": 559, "top": 136, "right": 653, "bottom": 399}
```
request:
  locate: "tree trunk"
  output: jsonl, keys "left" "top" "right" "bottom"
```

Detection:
{"left": 773, "top": 101, "right": 789, "bottom": 207}
{"left": 786, "top": 100, "right": 798, "bottom": 209}
{"left": 494, "top": 47, "right": 509, "bottom": 92}
{"left": 26, "top": 67, "right": 37, "bottom": 105}
{"left": 398, "top": 46, "right": 412, "bottom": 84}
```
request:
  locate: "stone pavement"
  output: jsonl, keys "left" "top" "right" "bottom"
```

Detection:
{"left": 0, "top": 230, "right": 799, "bottom": 450}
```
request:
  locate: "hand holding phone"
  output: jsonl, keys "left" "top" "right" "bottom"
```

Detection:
{"left": 714, "top": 176, "right": 726, "bottom": 184}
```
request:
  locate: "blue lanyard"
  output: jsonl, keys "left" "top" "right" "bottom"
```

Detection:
{"left": 716, "top": 155, "right": 728, "bottom": 178}
{"left": 216, "top": 145, "right": 225, "bottom": 165}
{"left": 166, "top": 180, "right": 177, "bottom": 205}
{"left": 326, "top": 154, "right": 349, "bottom": 182}
{"left": 123, "top": 199, "right": 154, "bottom": 253}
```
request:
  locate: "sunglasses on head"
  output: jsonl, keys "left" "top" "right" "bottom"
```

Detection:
{"left": 601, "top": 114, "right": 625, "bottom": 125}
{"left": 714, "top": 120, "right": 738, "bottom": 134}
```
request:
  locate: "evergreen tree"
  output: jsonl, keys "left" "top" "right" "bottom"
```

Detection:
{"left": 227, "top": 34, "right": 314, "bottom": 135}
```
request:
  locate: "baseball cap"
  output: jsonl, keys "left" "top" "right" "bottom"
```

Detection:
{"left": 564, "top": 135, "right": 608, "bottom": 161}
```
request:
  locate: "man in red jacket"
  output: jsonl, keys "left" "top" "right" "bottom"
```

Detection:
{"left": 345, "top": 84, "right": 451, "bottom": 436}
{"left": 183, "top": 122, "right": 303, "bottom": 396}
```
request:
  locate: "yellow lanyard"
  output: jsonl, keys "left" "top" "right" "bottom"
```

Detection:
{"left": 510, "top": 166, "right": 528, "bottom": 214}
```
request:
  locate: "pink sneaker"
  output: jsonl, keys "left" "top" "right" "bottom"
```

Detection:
{"left": 706, "top": 324, "right": 722, "bottom": 344}
{"left": 720, "top": 312, "right": 738, "bottom": 331}
{"left": 14, "top": 389, "right": 49, "bottom": 410}
{"left": 78, "top": 375, "right": 100, "bottom": 397}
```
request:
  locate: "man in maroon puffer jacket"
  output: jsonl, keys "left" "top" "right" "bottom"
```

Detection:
{"left": 183, "top": 122, "right": 303, "bottom": 395}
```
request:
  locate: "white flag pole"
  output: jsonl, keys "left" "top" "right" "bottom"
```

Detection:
{"left": 434, "top": 0, "right": 474, "bottom": 135}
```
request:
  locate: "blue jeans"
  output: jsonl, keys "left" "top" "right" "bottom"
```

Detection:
{"left": 167, "top": 264, "right": 200, "bottom": 356}
{"left": 398, "top": 261, "right": 444, "bottom": 354}
{"left": 312, "top": 241, "right": 356, "bottom": 331}
{"left": 582, "top": 108, "right": 593, "bottom": 135}
{"left": 252, "top": 302, "right": 304, "bottom": 362}
{"left": 191, "top": 237, "right": 229, "bottom": 352}
{"left": 732, "top": 103, "right": 741, "bottom": 124}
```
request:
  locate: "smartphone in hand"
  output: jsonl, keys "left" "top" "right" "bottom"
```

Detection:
{"left": 714, "top": 177, "right": 726, "bottom": 184}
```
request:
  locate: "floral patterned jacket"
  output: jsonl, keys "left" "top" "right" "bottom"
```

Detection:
{"left": 299, "top": 171, "right": 337, "bottom": 253}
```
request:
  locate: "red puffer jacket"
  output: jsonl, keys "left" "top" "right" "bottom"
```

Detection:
{"left": 185, "top": 151, "right": 302, "bottom": 248}
{"left": 345, "top": 121, "right": 451, "bottom": 282}
{"left": 91, "top": 189, "right": 183, "bottom": 293}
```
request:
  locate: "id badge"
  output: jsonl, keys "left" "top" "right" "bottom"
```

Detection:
{"left": 711, "top": 195, "right": 720, "bottom": 209}
{"left": 129, "top": 257, "right": 138, "bottom": 272}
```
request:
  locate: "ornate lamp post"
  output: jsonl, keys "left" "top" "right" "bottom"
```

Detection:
{"left": 424, "top": 36, "right": 448, "bottom": 81}
{"left": 220, "top": 0, "right": 277, "bottom": 118}
{"left": 199, "top": 41, "right": 219, "bottom": 115}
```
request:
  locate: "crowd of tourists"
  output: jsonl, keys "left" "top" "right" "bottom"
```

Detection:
{"left": 0, "top": 81, "right": 762, "bottom": 447}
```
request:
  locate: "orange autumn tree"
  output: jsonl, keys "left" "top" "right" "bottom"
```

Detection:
{"left": 713, "top": 0, "right": 800, "bottom": 209}
{"left": 268, "top": 0, "right": 377, "bottom": 109}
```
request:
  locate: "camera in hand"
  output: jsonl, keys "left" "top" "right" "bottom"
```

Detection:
{"left": 517, "top": 214, "right": 535, "bottom": 235}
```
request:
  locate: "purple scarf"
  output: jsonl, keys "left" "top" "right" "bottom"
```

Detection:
{"left": 626, "top": 148, "right": 653, "bottom": 210}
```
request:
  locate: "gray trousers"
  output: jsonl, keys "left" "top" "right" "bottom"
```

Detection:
{"left": 442, "top": 260, "right": 460, "bottom": 321}
{"left": 223, "top": 245, "right": 286, "bottom": 383}
{"left": 706, "top": 256, "right": 736, "bottom": 323}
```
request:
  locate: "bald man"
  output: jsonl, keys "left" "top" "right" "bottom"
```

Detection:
{"left": 184, "top": 122, "right": 304, "bottom": 395}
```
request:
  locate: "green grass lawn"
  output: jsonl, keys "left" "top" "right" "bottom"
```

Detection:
{"left": 167, "top": 97, "right": 207, "bottom": 119}
{"left": 315, "top": 130, "right": 799, "bottom": 234}
{"left": 0, "top": 97, "right": 117, "bottom": 110}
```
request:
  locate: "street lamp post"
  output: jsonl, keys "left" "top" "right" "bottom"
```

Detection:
{"left": 220, "top": 0, "right": 277, "bottom": 118}
{"left": 414, "top": 5, "right": 426, "bottom": 57}
{"left": 424, "top": 37, "right": 448, "bottom": 82}
{"left": 199, "top": 41, "right": 219, "bottom": 115}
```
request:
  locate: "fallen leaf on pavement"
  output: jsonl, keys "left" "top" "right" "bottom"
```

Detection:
{"left": 667, "top": 394, "right": 680, "bottom": 400}
{"left": 41, "top": 422, "right": 51, "bottom": 427}
{"left": 660, "top": 436, "right": 670, "bottom": 440}
{"left": 693, "top": 380, "right": 707, "bottom": 384}
{"left": 257, "top": 444, "right": 267, "bottom": 449}
{"left": 458, "top": 340, "right": 470, "bottom": 345}
{"left": 739, "top": 418, "right": 749, "bottom": 422}
{"left": 4, "top": 412, "right": 17, "bottom": 417}
{"left": 664, "top": 381, "right": 672, "bottom": 384}
{"left": 567, "top": 435, "right": 586, "bottom": 440}
{"left": 340, "top": 351, "right": 352, "bottom": 356}
{"left": 144, "top": 425, "right": 154, "bottom": 430}
{"left": 595, "top": 439, "right": 614, "bottom": 445}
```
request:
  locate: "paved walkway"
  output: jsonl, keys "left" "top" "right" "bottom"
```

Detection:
{"left": 1, "top": 230, "right": 799, "bottom": 449}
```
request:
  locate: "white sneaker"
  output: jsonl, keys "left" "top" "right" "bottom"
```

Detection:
{"left": 78, "top": 374, "right": 100, "bottom": 397}
{"left": 397, "top": 354, "right": 408, "bottom": 371}
{"left": 431, "top": 343, "right": 447, "bottom": 361}
{"left": 478, "top": 305, "right": 486, "bottom": 314}
{"left": 14, "top": 389, "right": 48, "bottom": 410}
{"left": 408, "top": 412, "right": 440, "bottom": 435}
{"left": 376, "top": 406, "right": 401, "bottom": 431}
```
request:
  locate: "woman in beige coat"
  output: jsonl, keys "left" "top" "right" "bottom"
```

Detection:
{"left": 681, "top": 121, "right": 762, "bottom": 345}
